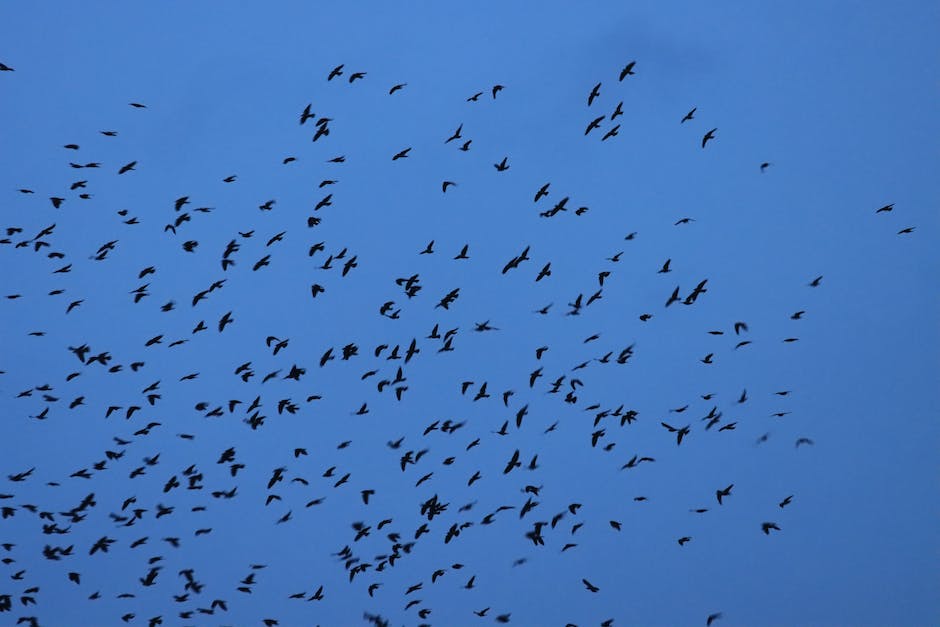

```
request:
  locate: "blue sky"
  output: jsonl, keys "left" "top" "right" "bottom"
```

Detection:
{"left": 1, "top": 2, "right": 938, "bottom": 626}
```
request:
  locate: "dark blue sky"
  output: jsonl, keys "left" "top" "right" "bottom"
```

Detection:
{"left": 1, "top": 3, "right": 938, "bottom": 627}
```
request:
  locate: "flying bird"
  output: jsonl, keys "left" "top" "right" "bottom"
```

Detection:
{"left": 619, "top": 61, "right": 636, "bottom": 80}
{"left": 588, "top": 82, "right": 601, "bottom": 106}
{"left": 701, "top": 128, "right": 717, "bottom": 148}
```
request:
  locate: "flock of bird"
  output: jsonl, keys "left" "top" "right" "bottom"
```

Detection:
{"left": 0, "top": 53, "right": 916, "bottom": 627}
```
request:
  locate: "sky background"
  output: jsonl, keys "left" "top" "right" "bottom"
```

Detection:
{"left": 1, "top": 2, "right": 938, "bottom": 627}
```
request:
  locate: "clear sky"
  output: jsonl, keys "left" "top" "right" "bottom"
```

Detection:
{"left": 1, "top": 2, "right": 938, "bottom": 627}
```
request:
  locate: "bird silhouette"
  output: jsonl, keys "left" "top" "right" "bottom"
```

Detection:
{"left": 701, "top": 128, "right": 717, "bottom": 148}
{"left": 619, "top": 61, "right": 636, "bottom": 81}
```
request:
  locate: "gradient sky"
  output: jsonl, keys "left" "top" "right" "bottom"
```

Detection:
{"left": 1, "top": 2, "right": 938, "bottom": 627}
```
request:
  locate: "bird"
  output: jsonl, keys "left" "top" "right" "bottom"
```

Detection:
{"left": 588, "top": 82, "right": 601, "bottom": 106}
{"left": 217, "top": 311, "right": 234, "bottom": 332}
{"left": 445, "top": 124, "right": 463, "bottom": 143}
{"left": 701, "top": 128, "right": 717, "bottom": 148}
{"left": 585, "top": 115, "right": 605, "bottom": 135}
{"left": 619, "top": 61, "right": 636, "bottom": 80}
{"left": 601, "top": 125, "right": 620, "bottom": 141}
{"left": 661, "top": 422, "right": 691, "bottom": 445}
{"left": 762, "top": 522, "right": 781, "bottom": 535}
{"left": 534, "top": 183, "right": 550, "bottom": 202}
{"left": 681, "top": 107, "right": 696, "bottom": 123}
{"left": 536, "top": 263, "right": 552, "bottom": 282}
{"left": 716, "top": 484, "right": 733, "bottom": 505}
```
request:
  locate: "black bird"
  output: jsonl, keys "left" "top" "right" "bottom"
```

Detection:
{"left": 716, "top": 484, "right": 733, "bottom": 505}
{"left": 534, "top": 183, "right": 550, "bottom": 202}
{"left": 503, "top": 450, "right": 521, "bottom": 474}
{"left": 601, "top": 125, "right": 620, "bottom": 141}
{"left": 446, "top": 123, "right": 463, "bottom": 143}
{"left": 611, "top": 101, "right": 623, "bottom": 120}
{"left": 217, "top": 311, "right": 234, "bottom": 332}
{"left": 619, "top": 61, "right": 636, "bottom": 80}
{"left": 661, "top": 422, "right": 691, "bottom": 445}
{"left": 588, "top": 82, "right": 601, "bottom": 106}
{"left": 762, "top": 522, "right": 781, "bottom": 535}
{"left": 536, "top": 263, "right": 552, "bottom": 282}
{"left": 701, "top": 128, "right": 717, "bottom": 148}
{"left": 585, "top": 115, "right": 605, "bottom": 135}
